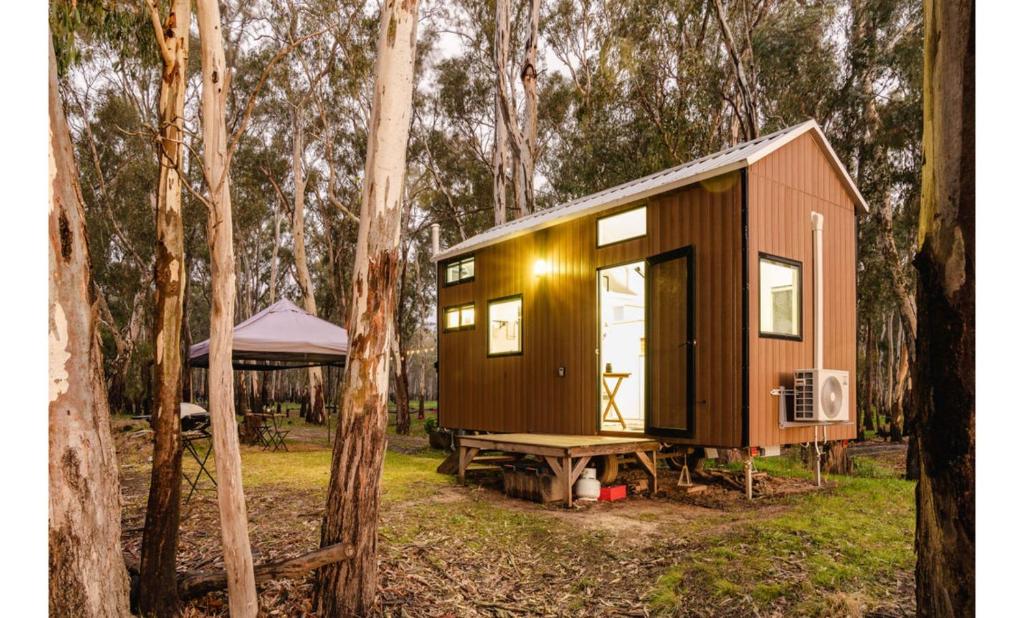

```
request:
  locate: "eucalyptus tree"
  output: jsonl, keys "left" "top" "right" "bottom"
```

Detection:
{"left": 195, "top": 0, "right": 258, "bottom": 611}
{"left": 494, "top": 0, "right": 541, "bottom": 219}
{"left": 49, "top": 34, "right": 132, "bottom": 616}
{"left": 262, "top": 0, "right": 337, "bottom": 424}
{"left": 138, "top": 1, "right": 192, "bottom": 613}
{"left": 315, "top": 0, "right": 421, "bottom": 612}
{"left": 913, "top": 0, "right": 974, "bottom": 613}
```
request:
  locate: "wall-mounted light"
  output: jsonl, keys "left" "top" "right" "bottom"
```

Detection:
{"left": 533, "top": 258, "right": 550, "bottom": 277}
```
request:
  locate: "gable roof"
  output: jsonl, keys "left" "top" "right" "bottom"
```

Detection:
{"left": 434, "top": 119, "right": 867, "bottom": 261}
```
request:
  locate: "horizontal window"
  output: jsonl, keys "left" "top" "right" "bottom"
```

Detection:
{"left": 443, "top": 303, "right": 475, "bottom": 331}
{"left": 759, "top": 255, "right": 801, "bottom": 339}
{"left": 597, "top": 206, "right": 647, "bottom": 247}
{"left": 488, "top": 296, "right": 522, "bottom": 356}
{"left": 444, "top": 256, "right": 475, "bottom": 285}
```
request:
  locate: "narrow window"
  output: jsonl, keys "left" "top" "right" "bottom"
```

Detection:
{"left": 758, "top": 255, "right": 802, "bottom": 339}
{"left": 443, "top": 303, "right": 475, "bottom": 331}
{"left": 487, "top": 295, "right": 522, "bottom": 356}
{"left": 444, "top": 256, "right": 475, "bottom": 285}
{"left": 597, "top": 206, "right": 647, "bottom": 247}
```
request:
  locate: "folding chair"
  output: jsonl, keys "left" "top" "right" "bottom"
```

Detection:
{"left": 182, "top": 427, "right": 216, "bottom": 503}
{"left": 267, "top": 414, "right": 290, "bottom": 452}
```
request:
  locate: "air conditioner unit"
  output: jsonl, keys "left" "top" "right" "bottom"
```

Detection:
{"left": 793, "top": 369, "right": 849, "bottom": 422}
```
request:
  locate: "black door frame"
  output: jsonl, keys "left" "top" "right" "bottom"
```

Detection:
{"left": 644, "top": 245, "right": 697, "bottom": 439}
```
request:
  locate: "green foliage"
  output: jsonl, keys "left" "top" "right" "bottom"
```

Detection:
{"left": 50, "top": 0, "right": 155, "bottom": 77}
{"left": 64, "top": 0, "right": 922, "bottom": 424}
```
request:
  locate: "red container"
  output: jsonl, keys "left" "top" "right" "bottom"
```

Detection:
{"left": 599, "top": 485, "right": 627, "bottom": 502}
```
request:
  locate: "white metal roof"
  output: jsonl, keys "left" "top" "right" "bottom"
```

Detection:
{"left": 434, "top": 119, "right": 867, "bottom": 261}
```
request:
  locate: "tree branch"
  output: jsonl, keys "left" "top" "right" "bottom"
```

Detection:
{"left": 145, "top": 0, "right": 176, "bottom": 69}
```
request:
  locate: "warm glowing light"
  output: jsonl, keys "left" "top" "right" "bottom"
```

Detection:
{"left": 533, "top": 259, "right": 550, "bottom": 276}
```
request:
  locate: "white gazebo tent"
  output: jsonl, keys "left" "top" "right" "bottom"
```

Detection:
{"left": 189, "top": 299, "right": 348, "bottom": 370}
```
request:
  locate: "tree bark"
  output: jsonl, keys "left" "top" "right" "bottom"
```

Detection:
{"left": 513, "top": 0, "right": 540, "bottom": 217}
{"left": 291, "top": 111, "right": 326, "bottom": 425}
{"left": 196, "top": 1, "right": 259, "bottom": 615}
{"left": 492, "top": 0, "right": 510, "bottom": 225}
{"left": 392, "top": 216, "right": 413, "bottom": 436}
{"left": 314, "top": 0, "right": 420, "bottom": 614}
{"left": 712, "top": 0, "right": 759, "bottom": 140}
{"left": 890, "top": 329, "right": 910, "bottom": 443}
{"left": 48, "top": 37, "right": 132, "bottom": 618}
{"left": 881, "top": 194, "right": 918, "bottom": 347}
{"left": 392, "top": 345, "right": 411, "bottom": 435}
{"left": 495, "top": 0, "right": 540, "bottom": 219}
{"left": 913, "top": 1, "right": 974, "bottom": 615}
{"left": 868, "top": 319, "right": 876, "bottom": 429}
{"left": 139, "top": 2, "right": 191, "bottom": 614}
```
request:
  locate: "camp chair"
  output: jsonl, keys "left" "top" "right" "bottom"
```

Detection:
{"left": 182, "top": 427, "right": 216, "bottom": 503}
{"left": 266, "top": 413, "right": 290, "bottom": 452}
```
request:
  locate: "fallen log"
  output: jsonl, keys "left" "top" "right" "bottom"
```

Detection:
{"left": 124, "top": 543, "right": 356, "bottom": 601}
{"left": 179, "top": 542, "right": 355, "bottom": 599}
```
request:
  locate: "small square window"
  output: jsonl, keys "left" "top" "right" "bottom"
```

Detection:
{"left": 759, "top": 255, "right": 801, "bottom": 339}
{"left": 488, "top": 296, "right": 522, "bottom": 356}
{"left": 444, "top": 256, "right": 475, "bottom": 285}
{"left": 597, "top": 206, "right": 647, "bottom": 247}
{"left": 443, "top": 303, "right": 475, "bottom": 331}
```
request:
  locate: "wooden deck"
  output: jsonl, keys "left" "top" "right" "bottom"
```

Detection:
{"left": 457, "top": 433, "right": 660, "bottom": 507}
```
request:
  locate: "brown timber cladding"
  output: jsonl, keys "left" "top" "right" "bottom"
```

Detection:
{"left": 439, "top": 172, "right": 744, "bottom": 447}
{"left": 747, "top": 132, "right": 858, "bottom": 445}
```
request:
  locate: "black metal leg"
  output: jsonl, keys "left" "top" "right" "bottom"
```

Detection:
{"left": 182, "top": 436, "right": 216, "bottom": 504}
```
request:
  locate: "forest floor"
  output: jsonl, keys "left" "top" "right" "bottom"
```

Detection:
{"left": 113, "top": 410, "right": 914, "bottom": 617}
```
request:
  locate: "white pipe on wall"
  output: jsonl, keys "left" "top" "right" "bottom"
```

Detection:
{"left": 430, "top": 223, "right": 440, "bottom": 257}
{"left": 811, "top": 211, "right": 825, "bottom": 370}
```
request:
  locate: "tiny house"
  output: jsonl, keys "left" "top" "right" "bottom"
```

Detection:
{"left": 434, "top": 120, "right": 865, "bottom": 452}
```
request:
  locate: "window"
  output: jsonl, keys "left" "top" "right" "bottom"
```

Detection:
{"left": 488, "top": 295, "right": 522, "bottom": 356}
{"left": 759, "top": 255, "right": 801, "bottom": 339}
{"left": 597, "top": 206, "right": 647, "bottom": 247}
{"left": 444, "top": 256, "right": 475, "bottom": 285}
{"left": 443, "top": 303, "right": 475, "bottom": 331}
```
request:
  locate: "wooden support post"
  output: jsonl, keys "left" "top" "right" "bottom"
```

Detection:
{"left": 744, "top": 455, "right": 753, "bottom": 501}
{"left": 634, "top": 449, "right": 658, "bottom": 497}
{"left": 569, "top": 456, "right": 592, "bottom": 486}
{"left": 458, "top": 446, "right": 479, "bottom": 485}
{"left": 543, "top": 455, "right": 571, "bottom": 507}
{"left": 563, "top": 455, "right": 574, "bottom": 507}
{"left": 651, "top": 448, "right": 658, "bottom": 496}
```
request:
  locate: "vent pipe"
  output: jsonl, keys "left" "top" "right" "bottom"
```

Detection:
{"left": 810, "top": 212, "right": 824, "bottom": 370}
{"left": 430, "top": 223, "right": 440, "bottom": 257}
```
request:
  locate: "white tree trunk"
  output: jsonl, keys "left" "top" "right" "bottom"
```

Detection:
{"left": 516, "top": 0, "right": 540, "bottom": 216}
{"left": 492, "top": 0, "right": 510, "bottom": 225}
{"left": 290, "top": 112, "right": 326, "bottom": 423}
{"left": 195, "top": 1, "right": 258, "bottom": 614}
{"left": 495, "top": 0, "right": 540, "bottom": 219}
{"left": 315, "top": 0, "right": 420, "bottom": 613}
{"left": 48, "top": 37, "right": 131, "bottom": 617}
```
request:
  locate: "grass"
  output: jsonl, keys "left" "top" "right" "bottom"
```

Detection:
{"left": 647, "top": 452, "right": 914, "bottom": 616}
{"left": 183, "top": 445, "right": 449, "bottom": 503}
{"left": 124, "top": 410, "right": 913, "bottom": 615}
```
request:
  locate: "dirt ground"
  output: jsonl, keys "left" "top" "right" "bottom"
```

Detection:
{"left": 114, "top": 416, "right": 915, "bottom": 617}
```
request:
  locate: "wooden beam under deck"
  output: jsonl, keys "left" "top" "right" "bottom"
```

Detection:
{"left": 457, "top": 433, "right": 660, "bottom": 507}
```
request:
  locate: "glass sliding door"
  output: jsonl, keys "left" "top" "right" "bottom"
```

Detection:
{"left": 646, "top": 247, "right": 695, "bottom": 436}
